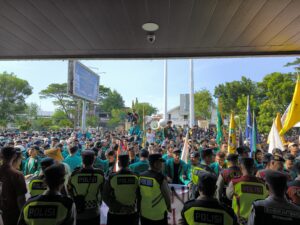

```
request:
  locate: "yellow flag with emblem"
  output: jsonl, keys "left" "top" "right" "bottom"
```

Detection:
{"left": 228, "top": 112, "right": 236, "bottom": 154}
{"left": 280, "top": 75, "right": 300, "bottom": 134}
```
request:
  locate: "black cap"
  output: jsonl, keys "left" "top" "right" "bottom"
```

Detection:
{"left": 140, "top": 149, "right": 149, "bottom": 158}
{"left": 284, "top": 153, "right": 295, "bottom": 161}
{"left": 41, "top": 157, "right": 55, "bottom": 168}
{"left": 265, "top": 170, "right": 287, "bottom": 186}
{"left": 263, "top": 153, "right": 273, "bottom": 163}
{"left": 149, "top": 154, "right": 166, "bottom": 163}
{"left": 271, "top": 153, "right": 285, "bottom": 162}
{"left": 81, "top": 150, "right": 95, "bottom": 158}
{"left": 227, "top": 154, "right": 239, "bottom": 162}
{"left": 0, "top": 146, "right": 16, "bottom": 159}
{"left": 44, "top": 164, "right": 66, "bottom": 182}
{"left": 118, "top": 154, "right": 129, "bottom": 165}
{"left": 201, "top": 148, "right": 213, "bottom": 157}
{"left": 173, "top": 148, "right": 182, "bottom": 154}
{"left": 240, "top": 157, "right": 254, "bottom": 167}
{"left": 190, "top": 151, "right": 200, "bottom": 158}
{"left": 198, "top": 173, "right": 217, "bottom": 189}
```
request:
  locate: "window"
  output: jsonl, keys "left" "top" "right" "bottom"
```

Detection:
{"left": 183, "top": 115, "right": 188, "bottom": 120}
{"left": 168, "top": 114, "right": 171, "bottom": 120}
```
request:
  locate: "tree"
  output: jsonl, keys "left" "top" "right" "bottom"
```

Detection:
{"left": 99, "top": 88, "right": 125, "bottom": 113}
{"left": 51, "top": 110, "right": 73, "bottom": 128}
{"left": 108, "top": 108, "right": 127, "bottom": 128}
{"left": 257, "top": 72, "right": 296, "bottom": 133}
{"left": 285, "top": 58, "right": 300, "bottom": 71}
{"left": 194, "top": 89, "right": 214, "bottom": 119}
{"left": 214, "top": 76, "right": 260, "bottom": 116}
{"left": 26, "top": 103, "right": 39, "bottom": 120}
{"left": 39, "top": 83, "right": 77, "bottom": 124}
{"left": 0, "top": 72, "right": 32, "bottom": 126}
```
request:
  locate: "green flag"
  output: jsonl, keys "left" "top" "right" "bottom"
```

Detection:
{"left": 216, "top": 107, "right": 223, "bottom": 146}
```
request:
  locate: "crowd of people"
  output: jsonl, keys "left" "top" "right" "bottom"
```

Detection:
{"left": 0, "top": 120, "right": 300, "bottom": 225}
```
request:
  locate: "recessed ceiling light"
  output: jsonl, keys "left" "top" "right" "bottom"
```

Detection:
{"left": 142, "top": 23, "right": 159, "bottom": 32}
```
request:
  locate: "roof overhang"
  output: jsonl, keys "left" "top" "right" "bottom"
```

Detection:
{"left": 1, "top": 0, "right": 300, "bottom": 59}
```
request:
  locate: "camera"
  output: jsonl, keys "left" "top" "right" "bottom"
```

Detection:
{"left": 147, "top": 33, "right": 156, "bottom": 44}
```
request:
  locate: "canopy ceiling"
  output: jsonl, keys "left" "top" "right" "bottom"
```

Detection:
{"left": 1, "top": 0, "right": 300, "bottom": 59}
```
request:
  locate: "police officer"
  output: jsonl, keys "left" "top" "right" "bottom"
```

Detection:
{"left": 216, "top": 154, "right": 241, "bottom": 205}
{"left": 28, "top": 157, "right": 55, "bottom": 197}
{"left": 68, "top": 150, "right": 104, "bottom": 225}
{"left": 190, "top": 148, "right": 216, "bottom": 199}
{"left": 18, "top": 164, "right": 76, "bottom": 225}
{"left": 248, "top": 170, "right": 300, "bottom": 225}
{"left": 226, "top": 158, "right": 267, "bottom": 225}
{"left": 179, "top": 173, "right": 238, "bottom": 225}
{"left": 287, "top": 160, "right": 300, "bottom": 205}
{"left": 103, "top": 154, "right": 139, "bottom": 225}
{"left": 139, "top": 154, "right": 171, "bottom": 225}
{"left": 188, "top": 151, "right": 204, "bottom": 199}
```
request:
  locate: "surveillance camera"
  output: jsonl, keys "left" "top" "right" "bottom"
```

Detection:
{"left": 147, "top": 33, "right": 156, "bottom": 44}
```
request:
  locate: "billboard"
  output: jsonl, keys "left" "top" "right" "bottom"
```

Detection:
{"left": 68, "top": 60, "right": 99, "bottom": 102}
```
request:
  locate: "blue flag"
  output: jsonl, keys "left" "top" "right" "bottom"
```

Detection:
{"left": 245, "top": 96, "right": 252, "bottom": 146}
{"left": 250, "top": 111, "right": 257, "bottom": 156}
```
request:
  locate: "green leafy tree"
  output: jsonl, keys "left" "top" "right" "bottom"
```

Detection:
{"left": 214, "top": 76, "right": 260, "bottom": 116}
{"left": 100, "top": 89, "right": 125, "bottom": 113}
{"left": 51, "top": 110, "right": 73, "bottom": 127}
{"left": 39, "top": 83, "right": 77, "bottom": 124}
{"left": 87, "top": 115, "right": 99, "bottom": 127}
{"left": 257, "top": 72, "right": 296, "bottom": 133}
{"left": 108, "top": 108, "right": 127, "bottom": 128}
{"left": 0, "top": 72, "right": 32, "bottom": 127}
{"left": 194, "top": 89, "right": 214, "bottom": 119}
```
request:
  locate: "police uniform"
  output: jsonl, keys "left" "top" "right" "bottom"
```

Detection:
{"left": 248, "top": 171, "right": 300, "bottom": 225}
{"left": 18, "top": 164, "right": 76, "bottom": 225}
{"left": 216, "top": 154, "right": 241, "bottom": 206}
{"left": 226, "top": 158, "right": 268, "bottom": 225}
{"left": 28, "top": 158, "right": 55, "bottom": 197}
{"left": 18, "top": 194, "right": 76, "bottom": 225}
{"left": 103, "top": 154, "right": 139, "bottom": 225}
{"left": 191, "top": 149, "right": 216, "bottom": 199}
{"left": 139, "top": 154, "right": 171, "bottom": 225}
{"left": 68, "top": 151, "right": 105, "bottom": 225}
{"left": 179, "top": 173, "right": 238, "bottom": 225}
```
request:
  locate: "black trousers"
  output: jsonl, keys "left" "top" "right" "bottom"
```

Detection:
{"left": 77, "top": 215, "right": 100, "bottom": 225}
{"left": 107, "top": 212, "right": 138, "bottom": 225}
{"left": 140, "top": 215, "right": 168, "bottom": 225}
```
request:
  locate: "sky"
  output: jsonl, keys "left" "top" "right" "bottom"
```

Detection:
{"left": 0, "top": 56, "right": 298, "bottom": 113}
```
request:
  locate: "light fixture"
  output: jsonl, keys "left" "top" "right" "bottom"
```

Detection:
{"left": 142, "top": 23, "right": 159, "bottom": 32}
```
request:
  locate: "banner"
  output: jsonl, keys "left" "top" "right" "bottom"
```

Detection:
{"left": 100, "top": 184, "right": 189, "bottom": 225}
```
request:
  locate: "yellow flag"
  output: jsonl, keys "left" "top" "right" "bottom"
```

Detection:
{"left": 280, "top": 75, "right": 300, "bottom": 135}
{"left": 228, "top": 112, "right": 236, "bottom": 154}
{"left": 275, "top": 112, "right": 286, "bottom": 144}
